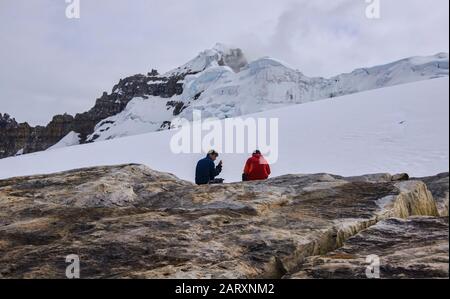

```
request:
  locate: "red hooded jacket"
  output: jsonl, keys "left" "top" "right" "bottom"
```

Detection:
{"left": 243, "top": 153, "right": 271, "bottom": 181}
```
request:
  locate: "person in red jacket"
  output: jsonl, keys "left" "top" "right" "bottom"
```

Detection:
{"left": 242, "top": 150, "right": 271, "bottom": 181}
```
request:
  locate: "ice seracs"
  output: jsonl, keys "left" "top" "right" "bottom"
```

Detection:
{"left": 85, "top": 45, "right": 448, "bottom": 142}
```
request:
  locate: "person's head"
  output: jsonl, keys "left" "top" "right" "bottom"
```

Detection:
{"left": 253, "top": 150, "right": 262, "bottom": 156}
{"left": 207, "top": 150, "right": 219, "bottom": 161}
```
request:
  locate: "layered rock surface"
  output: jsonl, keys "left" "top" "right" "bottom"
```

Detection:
{"left": 416, "top": 173, "right": 449, "bottom": 217}
{"left": 0, "top": 165, "right": 446, "bottom": 279}
{"left": 289, "top": 217, "right": 449, "bottom": 279}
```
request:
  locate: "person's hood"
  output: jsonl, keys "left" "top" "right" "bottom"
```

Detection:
{"left": 251, "top": 153, "right": 269, "bottom": 165}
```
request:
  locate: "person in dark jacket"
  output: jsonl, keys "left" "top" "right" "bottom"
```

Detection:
{"left": 242, "top": 150, "right": 271, "bottom": 181}
{"left": 195, "top": 150, "right": 223, "bottom": 185}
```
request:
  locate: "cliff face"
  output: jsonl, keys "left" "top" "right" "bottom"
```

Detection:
{"left": 0, "top": 114, "right": 32, "bottom": 157}
{"left": 0, "top": 113, "right": 80, "bottom": 158}
{"left": 0, "top": 46, "right": 247, "bottom": 158}
{"left": 0, "top": 70, "right": 185, "bottom": 158}
{"left": 0, "top": 165, "right": 447, "bottom": 279}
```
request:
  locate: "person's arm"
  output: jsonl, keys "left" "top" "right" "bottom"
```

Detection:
{"left": 242, "top": 159, "right": 251, "bottom": 181}
{"left": 215, "top": 161, "right": 223, "bottom": 175}
{"left": 210, "top": 160, "right": 222, "bottom": 179}
{"left": 243, "top": 159, "right": 251, "bottom": 175}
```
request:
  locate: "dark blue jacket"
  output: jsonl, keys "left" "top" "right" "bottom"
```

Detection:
{"left": 195, "top": 156, "right": 222, "bottom": 185}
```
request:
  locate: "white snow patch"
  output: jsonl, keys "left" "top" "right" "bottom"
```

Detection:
{"left": 87, "top": 96, "right": 179, "bottom": 142}
{"left": 0, "top": 78, "right": 448, "bottom": 183}
{"left": 47, "top": 132, "right": 81, "bottom": 151}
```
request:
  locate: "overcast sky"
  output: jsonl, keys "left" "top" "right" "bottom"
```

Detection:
{"left": 0, "top": 0, "right": 448, "bottom": 125}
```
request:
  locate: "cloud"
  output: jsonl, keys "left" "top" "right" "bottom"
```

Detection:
{"left": 234, "top": 0, "right": 449, "bottom": 76}
{"left": 0, "top": 0, "right": 448, "bottom": 125}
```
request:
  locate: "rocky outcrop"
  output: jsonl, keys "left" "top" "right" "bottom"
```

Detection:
{"left": 0, "top": 113, "right": 32, "bottom": 158}
{"left": 416, "top": 173, "right": 449, "bottom": 216}
{"left": 0, "top": 165, "right": 445, "bottom": 279}
{"left": 76, "top": 72, "right": 186, "bottom": 142}
{"left": 0, "top": 71, "right": 187, "bottom": 157}
{"left": 0, "top": 45, "right": 251, "bottom": 158}
{"left": 0, "top": 113, "right": 74, "bottom": 158}
{"left": 289, "top": 217, "right": 449, "bottom": 279}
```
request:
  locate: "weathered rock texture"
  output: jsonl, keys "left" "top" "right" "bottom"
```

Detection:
{"left": 289, "top": 217, "right": 449, "bottom": 279}
{"left": 0, "top": 165, "right": 446, "bottom": 279}
{"left": 416, "top": 173, "right": 449, "bottom": 217}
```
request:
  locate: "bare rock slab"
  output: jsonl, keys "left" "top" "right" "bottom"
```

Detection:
{"left": 289, "top": 217, "right": 449, "bottom": 279}
{"left": 416, "top": 173, "right": 449, "bottom": 217}
{"left": 0, "top": 165, "right": 442, "bottom": 279}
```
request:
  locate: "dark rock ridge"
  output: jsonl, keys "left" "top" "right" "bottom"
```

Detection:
{"left": 0, "top": 113, "right": 74, "bottom": 158}
{"left": 0, "top": 46, "right": 249, "bottom": 158}
{"left": 0, "top": 70, "right": 188, "bottom": 158}
{"left": 0, "top": 165, "right": 447, "bottom": 279}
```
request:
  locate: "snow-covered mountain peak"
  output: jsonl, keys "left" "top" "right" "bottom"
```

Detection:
{"left": 165, "top": 43, "right": 248, "bottom": 76}
{"left": 247, "top": 57, "right": 290, "bottom": 70}
{"left": 82, "top": 50, "right": 448, "bottom": 143}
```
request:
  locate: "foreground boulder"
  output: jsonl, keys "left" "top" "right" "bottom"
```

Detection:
{"left": 416, "top": 173, "right": 449, "bottom": 217}
{"left": 289, "top": 217, "right": 449, "bottom": 279}
{"left": 0, "top": 164, "right": 444, "bottom": 279}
